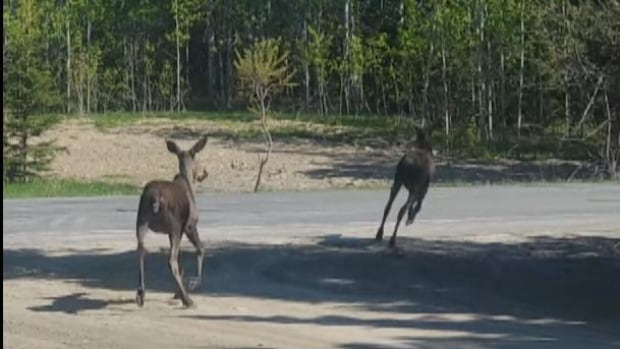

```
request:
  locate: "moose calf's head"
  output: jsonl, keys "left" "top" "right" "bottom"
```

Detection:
{"left": 413, "top": 126, "right": 433, "bottom": 154}
{"left": 165, "top": 134, "right": 209, "bottom": 184}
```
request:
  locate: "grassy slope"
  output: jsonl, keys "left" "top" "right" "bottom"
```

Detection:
{"left": 91, "top": 111, "right": 599, "bottom": 160}
{"left": 91, "top": 111, "right": 418, "bottom": 149}
{"left": 4, "top": 111, "right": 609, "bottom": 198}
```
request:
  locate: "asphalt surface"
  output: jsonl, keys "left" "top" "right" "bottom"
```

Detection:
{"left": 4, "top": 184, "right": 620, "bottom": 246}
{"left": 3, "top": 184, "right": 620, "bottom": 349}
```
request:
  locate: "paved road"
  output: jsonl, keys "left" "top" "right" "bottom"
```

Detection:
{"left": 4, "top": 184, "right": 619, "bottom": 246}
{"left": 4, "top": 184, "right": 620, "bottom": 349}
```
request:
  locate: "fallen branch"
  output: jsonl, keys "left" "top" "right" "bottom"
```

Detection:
{"left": 196, "top": 168, "right": 209, "bottom": 182}
{"left": 566, "top": 163, "right": 585, "bottom": 182}
{"left": 576, "top": 75, "right": 604, "bottom": 131}
{"left": 584, "top": 120, "right": 609, "bottom": 139}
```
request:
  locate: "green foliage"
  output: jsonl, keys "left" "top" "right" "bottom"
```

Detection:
{"left": 168, "top": 0, "right": 204, "bottom": 45}
{"left": 4, "top": 0, "right": 63, "bottom": 183}
{"left": 158, "top": 61, "right": 176, "bottom": 110}
{"left": 234, "top": 38, "right": 296, "bottom": 110}
{"left": 1, "top": 0, "right": 619, "bottom": 174}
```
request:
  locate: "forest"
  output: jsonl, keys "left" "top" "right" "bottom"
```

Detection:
{"left": 3, "top": 0, "right": 620, "bottom": 182}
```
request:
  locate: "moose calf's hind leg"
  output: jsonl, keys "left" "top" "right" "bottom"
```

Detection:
{"left": 407, "top": 182, "right": 428, "bottom": 226}
{"left": 389, "top": 193, "right": 414, "bottom": 248}
{"left": 171, "top": 250, "right": 185, "bottom": 301}
{"left": 169, "top": 233, "right": 194, "bottom": 308}
{"left": 136, "top": 225, "right": 147, "bottom": 307}
{"left": 406, "top": 200, "right": 423, "bottom": 226}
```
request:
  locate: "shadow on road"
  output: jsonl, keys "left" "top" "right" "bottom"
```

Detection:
{"left": 27, "top": 292, "right": 134, "bottom": 314}
{"left": 300, "top": 150, "right": 592, "bottom": 184}
{"left": 4, "top": 234, "right": 620, "bottom": 348}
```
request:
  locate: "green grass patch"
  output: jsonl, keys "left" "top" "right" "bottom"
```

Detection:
{"left": 90, "top": 111, "right": 253, "bottom": 129}
{"left": 3, "top": 178, "right": 140, "bottom": 199}
{"left": 89, "top": 110, "right": 404, "bottom": 129}
{"left": 87, "top": 111, "right": 418, "bottom": 148}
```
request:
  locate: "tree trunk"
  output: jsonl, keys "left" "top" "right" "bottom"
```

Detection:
{"left": 603, "top": 88, "right": 617, "bottom": 178}
{"left": 218, "top": 51, "right": 224, "bottom": 106}
{"left": 175, "top": 0, "right": 181, "bottom": 113}
{"left": 517, "top": 0, "right": 525, "bottom": 138}
{"left": 206, "top": 27, "right": 214, "bottom": 102}
{"left": 500, "top": 51, "right": 505, "bottom": 127}
{"left": 539, "top": 76, "right": 544, "bottom": 121}
{"left": 224, "top": 0, "right": 233, "bottom": 109}
{"left": 226, "top": 33, "right": 233, "bottom": 109}
{"left": 19, "top": 125, "right": 28, "bottom": 182}
{"left": 86, "top": 19, "right": 91, "bottom": 114}
{"left": 471, "top": 78, "right": 476, "bottom": 109}
{"left": 441, "top": 35, "right": 449, "bottom": 137}
{"left": 486, "top": 18, "right": 493, "bottom": 140}
{"left": 76, "top": 63, "right": 84, "bottom": 116}
{"left": 185, "top": 43, "right": 189, "bottom": 111}
{"left": 563, "top": 0, "right": 570, "bottom": 136}
{"left": 143, "top": 44, "right": 148, "bottom": 113}
{"left": 343, "top": 0, "right": 350, "bottom": 116}
{"left": 423, "top": 20, "right": 435, "bottom": 125}
{"left": 477, "top": 1, "right": 486, "bottom": 139}
{"left": 131, "top": 42, "right": 137, "bottom": 112}
{"left": 66, "top": 14, "right": 71, "bottom": 114}
{"left": 303, "top": 18, "right": 310, "bottom": 111}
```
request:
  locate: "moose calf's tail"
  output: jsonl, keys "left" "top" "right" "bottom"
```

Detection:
{"left": 136, "top": 185, "right": 166, "bottom": 230}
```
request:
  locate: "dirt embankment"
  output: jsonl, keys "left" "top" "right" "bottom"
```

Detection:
{"left": 43, "top": 119, "right": 590, "bottom": 192}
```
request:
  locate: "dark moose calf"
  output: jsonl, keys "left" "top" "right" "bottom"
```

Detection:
{"left": 135, "top": 135, "right": 208, "bottom": 308}
{"left": 376, "top": 126, "right": 435, "bottom": 248}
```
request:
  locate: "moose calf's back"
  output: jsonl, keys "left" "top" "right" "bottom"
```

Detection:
{"left": 138, "top": 180, "right": 192, "bottom": 232}
{"left": 397, "top": 149, "right": 435, "bottom": 184}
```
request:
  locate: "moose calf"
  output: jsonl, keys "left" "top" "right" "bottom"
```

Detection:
{"left": 376, "top": 126, "right": 435, "bottom": 248}
{"left": 135, "top": 135, "right": 208, "bottom": 308}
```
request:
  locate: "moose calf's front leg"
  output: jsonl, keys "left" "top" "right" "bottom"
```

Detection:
{"left": 185, "top": 223, "right": 205, "bottom": 291}
{"left": 376, "top": 182, "right": 401, "bottom": 241}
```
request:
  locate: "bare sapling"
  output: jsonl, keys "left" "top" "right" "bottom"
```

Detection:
{"left": 233, "top": 38, "right": 296, "bottom": 192}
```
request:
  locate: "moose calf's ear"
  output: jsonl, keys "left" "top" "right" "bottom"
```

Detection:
{"left": 190, "top": 134, "right": 208, "bottom": 157}
{"left": 166, "top": 139, "right": 182, "bottom": 155}
{"left": 413, "top": 126, "right": 426, "bottom": 140}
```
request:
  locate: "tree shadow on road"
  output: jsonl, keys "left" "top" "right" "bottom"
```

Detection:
{"left": 298, "top": 150, "right": 596, "bottom": 184}
{"left": 4, "top": 234, "right": 620, "bottom": 348}
{"left": 27, "top": 292, "right": 134, "bottom": 314}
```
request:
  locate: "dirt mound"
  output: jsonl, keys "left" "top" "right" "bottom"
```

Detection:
{"left": 39, "top": 119, "right": 597, "bottom": 194}
{"left": 43, "top": 119, "right": 396, "bottom": 192}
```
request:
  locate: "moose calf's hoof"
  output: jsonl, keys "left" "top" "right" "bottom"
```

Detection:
{"left": 172, "top": 290, "right": 183, "bottom": 300}
{"left": 188, "top": 277, "right": 201, "bottom": 291}
{"left": 388, "top": 238, "right": 396, "bottom": 248}
{"left": 136, "top": 289, "right": 145, "bottom": 307}
{"left": 182, "top": 297, "right": 195, "bottom": 308}
{"left": 375, "top": 229, "right": 384, "bottom": 241}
